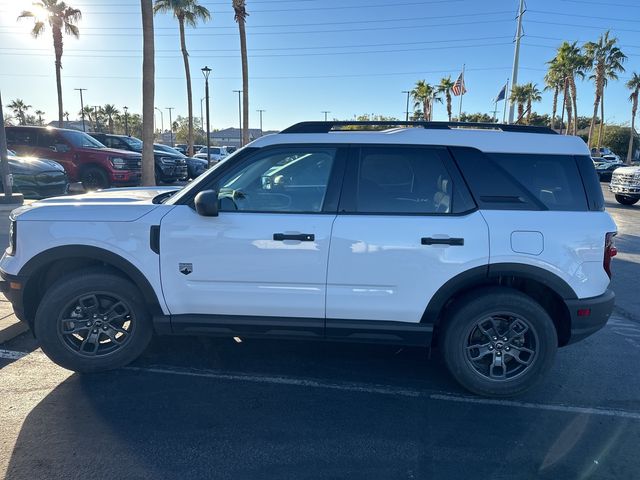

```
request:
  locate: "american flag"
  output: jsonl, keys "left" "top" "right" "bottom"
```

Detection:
{"left": 452, "top": 71, "right": 467, "bottom": 96}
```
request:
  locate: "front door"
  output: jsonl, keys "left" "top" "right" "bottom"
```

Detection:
{"left": 160, "top": 145, "right": 346, "bottom": 323}
{"left": 326, "top": 145, "right": 489, "bottom": 326}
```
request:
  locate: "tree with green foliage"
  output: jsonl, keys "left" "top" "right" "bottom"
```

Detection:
{"left": 457, "top": 112, "right": 495, "bottom": 123}
{"left": 8, "top": 99, "right": 31, "bottom": 125}
{"left": 233, "top": 0, "right": 249, "bottom": 146}
{"left": 523, "top": 83, "right": 542, "bottom": 125}
{"left": 438, "top": 76, "right": 455, "bottom": 121}
{"left": 509, "top": 84, "right": 528, "bottom": 124}
{"left": 626, "top": 72, "right": 640, "bottom": 164}
{"left": 102, "top": 104, "right": 119, "bottom": 133}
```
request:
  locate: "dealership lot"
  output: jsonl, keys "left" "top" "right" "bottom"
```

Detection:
{"left": 1, "top": 185, "right": 639, "bottom": 479}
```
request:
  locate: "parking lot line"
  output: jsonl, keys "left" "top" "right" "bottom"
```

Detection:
{"left": 3, "top": 347, "right": 638, "bottom": 421}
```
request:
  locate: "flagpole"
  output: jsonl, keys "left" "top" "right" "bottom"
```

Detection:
{"left": 502, "top": 78, "right": 509, "bottom": 123}
{"left": 458, "top": 64, "right": 465, "bottom": 119}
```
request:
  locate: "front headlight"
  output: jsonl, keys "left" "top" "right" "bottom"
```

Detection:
{"left": 160, "top": 157, "right": 176, "bottom": 165}
{"left": 8, "top": 221, "right": 16, "bottom": 256}
{"left": 110, "top": 157, "right": 127, "bottom": 170}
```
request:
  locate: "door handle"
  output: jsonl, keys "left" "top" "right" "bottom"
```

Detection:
{"left": 421, "top": 237, "right": 464, "bottom": 246}
{"left": 273, "top": 233, "right": 315, "bottom": 242}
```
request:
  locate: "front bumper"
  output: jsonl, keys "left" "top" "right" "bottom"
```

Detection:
{"left": 565, "top": 289, "right": 615, "bottom": 345}
{"left": 158, "top": 164, "right": 188, "bottom": 181}
{"left": 110, "top": 170, "right": 142, "bottom": 186}
{"left": 0, "top": 269, "right": 27, "bottom": 324}
{"left": 610, "top": 184, "right": 640, "bottom": 196}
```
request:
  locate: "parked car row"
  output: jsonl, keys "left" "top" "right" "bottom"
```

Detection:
{"left": 4, "top": 126, "right": 213, "bottom": 194}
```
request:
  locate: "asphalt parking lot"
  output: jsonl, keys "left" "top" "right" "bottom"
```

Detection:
{"left": 1, "top": 184, "right": 639, "bottom": 479}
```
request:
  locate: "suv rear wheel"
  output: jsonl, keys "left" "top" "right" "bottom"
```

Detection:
{"left": 34, "top": 270, "right": 153, "bottom": 372}
{"left": 80, "top": 166, "right": 110, "bottom": 190}
{"left": 615, "top": 194, "right": 639, "bottom": 206}
{"left": 440, "top": 287, "right": 557, "bottom": 397}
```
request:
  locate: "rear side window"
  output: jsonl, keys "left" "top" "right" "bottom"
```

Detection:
{"left": 343, "top": 146, "right": 475, "bottom": 214}
{"left": 6, "top": 129, "right": 36, "bottom": 147}
{"left": 489, "top": 153, "right": 588, "bottom": 211}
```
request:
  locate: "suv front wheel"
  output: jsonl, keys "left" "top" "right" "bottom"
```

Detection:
{"left": 440, "top": 287, "right": 557, "bottom": 397}
{"left": 34, "top": 270, "right": 153, "bottom": 372}
{"left": 615, "top": 194, "right": 639, "bottom": 206}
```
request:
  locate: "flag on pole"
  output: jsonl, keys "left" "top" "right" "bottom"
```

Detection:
{"left": 452, "top": 71, "right": 466, "bottom": 96}
{"left": 495, "top": 83, "right": 507, "bottom": 102}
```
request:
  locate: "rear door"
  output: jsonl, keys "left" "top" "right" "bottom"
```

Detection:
{"left": 35, "top": 130, "right": 75, "bottom": 173}
{"left": 326, "top": 145, "right": 489, "bottom": 328}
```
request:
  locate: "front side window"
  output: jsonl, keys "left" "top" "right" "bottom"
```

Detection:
{"left": 353, "top": 147, "right": 471, "bottom": 214}
{"left": 215, "top": 147, "right": 336, "bottom": 213}
{"left": 62, "top": 130, "right": 105, "bottom": 149}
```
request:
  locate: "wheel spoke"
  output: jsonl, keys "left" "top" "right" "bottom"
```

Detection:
{"left": 79, "top": 330, "right": 101, "bottom": 355}
{"left": 465, "top": 342, "right": 492, "bottom": 361}
{"left": 78, "top": 294, "right": 100, "bottom": 316}
{"left": 105, "top": 301, "right": 130, "bottom": 319}
{"left": 506, "top": 345, "right": 535, "bottom": 366}
{"left": 489, "top": 353, "right": 507, "bottom": 379}
{"left": 477, "top": 318, "right": 499, "bottom": 341}
{"left": 505, "top": 318, "right": 529, "bottom": 341}
{"left": 103, "top": 327, "right": 125, "bottom": 344}
{"left": 60, "top": 319, "right": 91, "bottom": 335}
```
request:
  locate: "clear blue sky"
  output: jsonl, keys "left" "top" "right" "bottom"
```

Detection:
{"left": 0, "top": 0, "right": 639, "bottom": 131}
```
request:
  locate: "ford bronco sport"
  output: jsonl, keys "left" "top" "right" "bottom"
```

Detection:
{"left": 0, "top": 121, "right": 617, "bottom": 397}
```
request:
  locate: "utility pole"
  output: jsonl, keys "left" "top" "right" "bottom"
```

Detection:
{"left": 322, "top": 111, "right": 330, "bottom": 121}
{"left": 233, "top": 90, "right": 242, "bottom": 146}
{"left": 123, "top": 106, "right": 129, "bottom": 136}
{"left": 200, "top": 97, "right": 205, "bottom": 132}
{"left": 166, "top": 107, "right": 174, "bottom": 146}
{"left": 507, "top": 0, "right": 525, "bottom": 124}
{"left": 402, "top": 91, "right": 410, "bottom": 121}
{"left": 75, "top": 88, "right": 87, "bottom": 131}
{"left": 202, "top": 66, "right": 212, "bottom": 165}
{"left": 154, "top": 107, "right": 164, "bottom": 137}
{"left": 257, "top": 109, "right": 265, "bottom": 136}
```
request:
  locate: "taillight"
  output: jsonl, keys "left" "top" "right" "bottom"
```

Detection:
{"left": 604, "top": 232, "right": 617, "bottom": 278}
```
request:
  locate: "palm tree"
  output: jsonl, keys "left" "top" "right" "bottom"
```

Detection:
{"left": 102, "top": 104, "right": 119, "bottom": 133}
{"left": 64, "top": 111, "right": 70, "bottom": 122}
{"left": 35, "top": 110, "right": 45, "bottom": 125}
{"left": 509, "top": 84, "right": 528, "bottom": 124}
{"left": 411, "top": 80, "right": 438, "bottom": 121}
{"left": 233, "top": 0, "right": 249, "bottom": 146}
{"left": 626, "top": 72, "right": 640, "bottom": 164}
{"left": 80, "top": 106, "right": 94, "bottom": 131}
{"left": 153, "top": 0, "right": 210, "bottom": 157}
{"left": 18, "top": 1, "right": 81, "bottom": 128}
{"left": 8, "top": 99, "right": 31, "bottom": 125}
{"left": 544, "top": 65, "right": 564, "bottom": 129}
{"left": 550, "top": 42, "right": 586, "bottom": 135}
{"left": 523, "top": 83, "right": 542, "bottom": 125}
{"left": 438, "top": 76, "right": 455, "bottom": 121}
{"left": 583, "top": 31, "right": 626, "bottom": 147}
{"left": 141, "top": 0, "right": 156, "bottom": 186}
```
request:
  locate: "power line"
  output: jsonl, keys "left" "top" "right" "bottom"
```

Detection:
{"left": 526, "top": 19, "right": 640, "bottom": 34}
{"left": 558, "top": 0, "right": 640, "bottom": 7}
{"left": 0, "top": 18, "right": 512, "bottom": 37}
{"left": 529, "top": 9, "right": 640, "bottom": 24}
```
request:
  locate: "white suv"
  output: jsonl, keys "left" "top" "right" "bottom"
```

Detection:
{"left": 0, "top": 121, "right": 617, "bottom": 397}
{"left": 195, "top": 146, "right": 228, "bottom": 164}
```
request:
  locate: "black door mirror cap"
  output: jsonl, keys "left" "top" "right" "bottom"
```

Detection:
{"left": 194, "top": 189, "right": 219, "bottom": 217}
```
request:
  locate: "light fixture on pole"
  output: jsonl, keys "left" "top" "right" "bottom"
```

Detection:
{"left": 123, "top": 106, "right": 129, "bottom": 136}
{"left": 154, "top": 107, "right": 164, "bottom": 136}
{"left": 74, "top": 88, "right": 87, "bottom": 131}
{"left": 256, "top": 109, "right": 265, "bottom": 136}
{"left": 202, "top": 66, "right": 212, "bottom": 165}
{"left": 233, "top": 90, "right": 242, "bottom": 147}
{"left": 166, "top": 107, "right": 174, "bottom": 146}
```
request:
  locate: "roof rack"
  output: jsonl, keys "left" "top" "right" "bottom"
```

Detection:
{"left": 280, "top": 121, "right": 558, "bottom": 135}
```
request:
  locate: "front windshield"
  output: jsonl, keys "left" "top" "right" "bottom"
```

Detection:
{"left": 155, "top": 144, "right": 185, "bottom": 157}
{"left": 62, "top": 130, "right": 106, "bottom": 149}
{"left": 122, "top": 136, "right": 143, "bottom": 151}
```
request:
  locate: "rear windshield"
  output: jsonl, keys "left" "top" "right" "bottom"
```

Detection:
{"left": 487, "top": 153, "right": 588, "bottom": 211}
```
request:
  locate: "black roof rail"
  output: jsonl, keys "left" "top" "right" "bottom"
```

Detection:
{"left": 280, "top": 121, "right": 558, "bottom": 135}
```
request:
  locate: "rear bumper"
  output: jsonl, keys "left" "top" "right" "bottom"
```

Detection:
{"left": 565, "top": 289, "right": 615, "bottom": 345}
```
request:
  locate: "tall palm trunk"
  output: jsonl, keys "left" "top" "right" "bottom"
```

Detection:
{"left": 588, "top": 71, "right": 603, "bottom": 146}
{"left": 565, "top": 84, "right": 573, "bottom": 135}
{"left": 446, "top": 91, "right": 452, "bottom": 121}
{"left": 517, "top": 103, "right": 524, "bottom": 124}
{"left": 141, "top": 0, "right": 155, "bottom": 186}
{"left": 526, "top": 99, "right": 532, "bottom": 124}
{"left": 178, "top": 16, "right": 194, "bottom": 156}
{"left": 597, "top": 91, "right": 605, "bottom": 149}
{"left": 550, "top": 86, "right": 558, "bottom": 129}
{"left": 569, "top": 76, "right": 578, "bottom": 135}
{"left": 628, "top": 93, "right": 638, "bottom": 164}
{"left": 108, "top": 116, "right": 114, "bottom": 134}
{"left": 238, "top": 17, "right": 249, "bottom": 145}
{"left": 52, "top": 27, "right": 64, "bottom": 127}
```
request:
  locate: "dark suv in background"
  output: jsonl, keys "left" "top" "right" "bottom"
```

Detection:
{"left": 6, "top": 126, "right": 142, "bottom": 190}
{"left": 89, "top": 133, "right": 187, "bottom": 184}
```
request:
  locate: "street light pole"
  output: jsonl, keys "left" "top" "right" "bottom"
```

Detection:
{"left": 75, "top": 88, "right": 87, "bottom": 131}
{"left": 202, "top": 66, "right": 212, "bottom": 165}
{"left": 123, "top": 106, "right": 129, "bottom": 136}
{"left": 166, "top": 107, "right": 174, "bottom": 146}
{"left": 233, "top": 90, "right": 242, "bottom": 147}
{"left": 154, "top": 107, "right": 164, "bottom": 137}
{"left": 200, "top": 97, "right": 205, "bottom": 133}
{"left": 257, "top": 109, "right": 265, "bottom": 136}
{"left": 322, "top": 111, "right": 330, "bottom": 121}
{"left": 507, "top": 0, "right": 525, "bottom": 124}
{"left": 402, "top": 91, "right": 410, "bottom": 121}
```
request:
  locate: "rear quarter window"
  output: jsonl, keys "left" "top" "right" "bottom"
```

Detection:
{"left": 488, "top": 153, "right": 588, "bottom": 211}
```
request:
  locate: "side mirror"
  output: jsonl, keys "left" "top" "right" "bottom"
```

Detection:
{"left": 194, "top": 189, "right": 219, "bottom": 217}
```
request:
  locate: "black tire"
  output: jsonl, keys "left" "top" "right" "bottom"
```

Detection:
{"left": 80, "top": 166, "right": 110, "bottom": 190}
{"left": 440, "top": 287, "right": 557, "bottom": 397}
{"left": 615, "top": 194, "right": 639, "bottom": 206}
{"left": 34, "top": 269, "right": 153, "bottom": 372}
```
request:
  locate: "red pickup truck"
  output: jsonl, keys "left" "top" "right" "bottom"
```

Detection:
{"left": 6, "top": 126, "right": 141, "bottom": 189}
